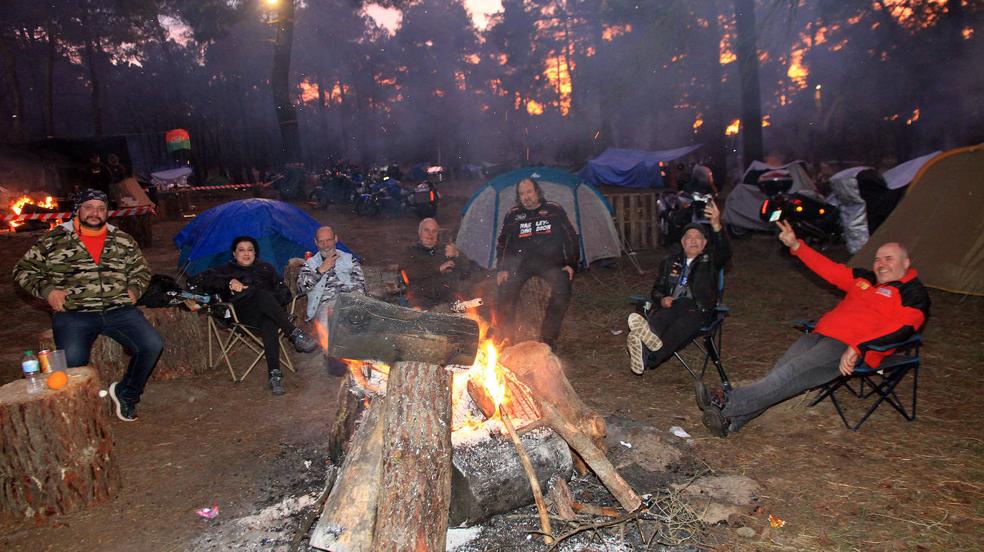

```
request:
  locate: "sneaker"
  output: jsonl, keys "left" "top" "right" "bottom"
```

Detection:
{"left": 108, "top": 382, "right": 137, "bottom": 422}
{"left": 289, "top": 328, "right": 318, "bottom": 353}
{"left": 627, "top": 313, "right": 663, "bottom": 351}
{"left": 269, "top": 370, "right": 285, "bottom": 395}
{"left": 627, "top": 332, "right": 645, "bottom": 375}
{"left": 701, "top": 408, "right": 730, "bottom": 438}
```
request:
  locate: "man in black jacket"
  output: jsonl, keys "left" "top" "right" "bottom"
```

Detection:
{"left": 495, "top": 178, "right": 579, "bottom": 347}
{"left": 628, "top": 201, "right": 731, "bottom": 374}
{"left": 400, "top": 218, "right": 481, "bottom": 310}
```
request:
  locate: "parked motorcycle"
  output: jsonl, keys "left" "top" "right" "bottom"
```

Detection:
{"left": 756, "top": 170, "right": 840, "bottom": 247}
{"left": 354, "top": 177, "right": 440, "bottom": 219}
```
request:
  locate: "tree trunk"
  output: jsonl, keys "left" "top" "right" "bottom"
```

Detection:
{"left": 327, "top": 293, "right": 480, "bottom": 366}
{"left": 271, "top": 0, "right": 301, "bottom": 163}
{"left": 44, "top": 24, "right": 56, "bottom": 137}
{"left": 83, "top": 36, "right": 104, "bottom": 137}
{"left": 0, "top": 367, "right": 120, "bottom": 526}
{"left": 371, "top": 361, "right": 453, "bottom": 551}
{"left": 328, "top": 370, "right": 372, "bottom": 464}
{"left": 734, "top": 0, "right": 763, "bottom": 164}
{"left": 0, "top": 36, "right": 24, "bottom": 140}
{"left": 704, "top": 1, "right": 728, "bottom": 186}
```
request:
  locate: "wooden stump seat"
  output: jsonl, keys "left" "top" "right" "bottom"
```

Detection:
{"left": 0, "top": 367, "right": 120, "bottom": 526}
{"left": 39, "top": 306, "right": 210, "bottom": 385}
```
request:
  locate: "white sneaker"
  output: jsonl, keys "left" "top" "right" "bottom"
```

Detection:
{"left": 627, "top": 313, "right": 663, "bottom": 351}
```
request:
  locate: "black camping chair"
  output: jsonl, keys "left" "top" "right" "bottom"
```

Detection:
{"left": 796, "top": 320, "right": 922, "bottom": 431}
{"left": 631, "top": 269, "right": 732, "bottom": 390}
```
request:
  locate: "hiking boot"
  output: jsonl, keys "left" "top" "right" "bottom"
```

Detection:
{"left": 627, "top": 313, "right": 663, "bottom": 351}
{"left": 627, "top": 332, "right": 645, "bottom": 375}
{"left": 701, "top": 408, "right": 730, "bottom": 438}
{"left": 269, "top": 370, "right": 285, "bottom": 395}
{"left": 289, "top": 328, "right": 318, "bottom": 353}
{"left": 694, "top": 380, "right": 728, "bottom": 411}
{"left": 108, "top": 382, "right": 137, "bottom": 422}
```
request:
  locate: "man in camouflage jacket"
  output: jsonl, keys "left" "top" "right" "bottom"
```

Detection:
{"left": 13, "top": 189, "right": 162, "bottom": 421}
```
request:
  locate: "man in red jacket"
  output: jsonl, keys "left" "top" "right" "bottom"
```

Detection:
{"left": 696, "top": 220, "right": 930, "bottom": 437}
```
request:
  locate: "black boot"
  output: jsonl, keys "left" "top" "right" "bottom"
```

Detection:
{"left": 289, "top": 328, "right": 318, "bottom": 353}
{"left": 269, "top": 369, "right": 285, "bottom": 395}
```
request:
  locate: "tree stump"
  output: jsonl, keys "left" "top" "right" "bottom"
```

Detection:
{"left": 0, "top": 367, "right": 120, "bottom": 526}
{"left": 372, "top": 361, "right": 453, "bottom": 552}
{"left": 328, "top": 292, "right": 480, "bottom": 366}
{"left": 39, "top": 306, "right": 210, "bottom": 384}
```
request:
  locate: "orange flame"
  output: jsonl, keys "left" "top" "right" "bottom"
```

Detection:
{"left": 725, "top": 118, "right": 741, "bottom": 136}
{"left": 526, "top": 99, "right": 544, "bottom": 116}
{"left": 8, "top": 195, "right": 57, "bottom": 229}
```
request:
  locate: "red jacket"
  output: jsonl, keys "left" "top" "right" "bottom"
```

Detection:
{"left": 792, "top": 241, "right": 930, "bottom": 368}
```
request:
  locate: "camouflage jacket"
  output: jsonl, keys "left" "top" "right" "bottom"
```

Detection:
{"left": 13, "top": 221, "right": 151, "bottom": 312}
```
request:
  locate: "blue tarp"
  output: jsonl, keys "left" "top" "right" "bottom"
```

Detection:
{"left": 579, "top": 144, "right": 703, "bottom": 188}
{"left": 173, "top": 198, "right": 352, "bottom": 277}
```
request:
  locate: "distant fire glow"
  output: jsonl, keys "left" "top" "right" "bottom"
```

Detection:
{"left": 725, "top": 118, "right": 741, "bottom": 136}
{"left": 906, "top": 108, "right": 920, "bottom": 125}
{"left": 692, "top": 115, "right": 704, "bottom": 133}
{"left": 543, "top": 55, "right": 572, "bottom": 116}
{"left": 526, "top": 99, "right": 544, "bottom": 116}
{"left": 298, "top": 79, "right": 319, "bottom": 103}
{"left": 787, "top": 48, "right": 808, "bottom": 89}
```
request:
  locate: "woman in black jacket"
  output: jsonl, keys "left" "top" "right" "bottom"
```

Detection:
{"left": 627, "top": 202, "right": 731, "bottom": 374}
{"left": 195, "top": 236, "right": 317, "bottom": 394}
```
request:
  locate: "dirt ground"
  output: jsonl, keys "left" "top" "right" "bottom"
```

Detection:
{"left": 1, "top": 180, "right": 981, "bottom": 551}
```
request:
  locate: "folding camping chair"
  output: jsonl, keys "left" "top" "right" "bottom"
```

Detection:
{"left": 630, "top": 269, "right": 732, "bottom": 390}
{"left": 206, "top": 301, "right": 297, "bottom": 382}
{"left": 206, "top": 259, "right": 306, "bottom": 383}
{"left": 796, "top": 320, "right": 922, "bottom": 431}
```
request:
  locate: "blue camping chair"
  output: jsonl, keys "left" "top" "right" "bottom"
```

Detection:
{"left": 796, "top": 320, "right": 922, "bottom": 431}
{"left": 631, "top": 269, "right": 732, "bottom": 390}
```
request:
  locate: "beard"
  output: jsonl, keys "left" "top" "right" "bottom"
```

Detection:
{"left": 319, "top": 246, "right": 336, "bottom": 258}
{"left": 79, "top": 215, "right": 107, "bottom": 230}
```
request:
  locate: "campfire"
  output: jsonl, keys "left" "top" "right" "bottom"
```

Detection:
{"left": 7, "top": 194, "right": 59, "bottom": 230}
{"left": 309, "top": 292, "right": 639, "bottom": 552}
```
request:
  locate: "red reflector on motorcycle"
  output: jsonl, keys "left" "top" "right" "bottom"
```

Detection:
{"left": 430, "top": 191, "right": 435, "bottom": 201}
{"left": 761, "top": 201, "right": 769, "bottom": 215}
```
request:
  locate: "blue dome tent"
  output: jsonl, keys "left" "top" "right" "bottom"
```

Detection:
{"left": 173, "top": 198, "right": 352, "bottom": 277}
{"left": 457, "top": 167, "right": 621, "bottom": 269}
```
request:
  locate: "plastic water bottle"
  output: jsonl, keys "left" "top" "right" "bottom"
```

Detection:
{"left": 22, "top": 350, "right": 44, "bottom": 394}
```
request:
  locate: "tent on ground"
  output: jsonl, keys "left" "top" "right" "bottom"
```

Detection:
{"left": 723, "top": 160, "right": 819, "bottom": 233}
{"left": 850, "top": 144, "right": 984, "bottom": 296}
{"left": 174, "top": 198, "right": 352, "bottom": 277}
{"left": 883, "top": 151, "right": 941, "bottom": 190}
{"left": 457, "top": 167, "right": 621, "bottom": 269}
{"left": 579, "top": 145, "right": 703, "bottom": 188}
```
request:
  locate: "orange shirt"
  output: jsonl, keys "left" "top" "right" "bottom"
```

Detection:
{"left": 75, "top": 218, "right": 108, "bottom": 264}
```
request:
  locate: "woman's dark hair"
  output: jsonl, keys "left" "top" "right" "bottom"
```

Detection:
{"left": 230, "top": 235, "right": 260, "bottom": 255}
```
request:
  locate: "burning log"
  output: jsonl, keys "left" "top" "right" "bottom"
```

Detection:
{"left": 0, "top": 367, "right": 120, "bottom": 525}
{"left": 372, "top": 361, "right": 453, "bottom": 552}
{"left": 328, "top": 293, "right": 480, "bottom": 366}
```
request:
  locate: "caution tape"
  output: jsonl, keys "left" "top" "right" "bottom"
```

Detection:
{"left": 183, "top": 181, "right": 272, "bottom": 191}
{"left": 1, "top": 205, "right": 156, "bottom": 223}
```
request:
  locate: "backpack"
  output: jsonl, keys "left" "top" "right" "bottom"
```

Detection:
{"left": 137, "top": 274, "right": 182, "bottom": 308}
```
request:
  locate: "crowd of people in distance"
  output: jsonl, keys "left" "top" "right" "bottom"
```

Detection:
{"left": 13, "top": 177, "right": 928, "bottom": 438}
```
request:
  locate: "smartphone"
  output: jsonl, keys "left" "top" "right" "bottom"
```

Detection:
{"left": 768, "top": 210, "right": 782, "bottom": 223}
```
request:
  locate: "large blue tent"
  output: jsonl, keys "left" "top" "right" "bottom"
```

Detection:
{"left": 579, "top": 144, "right": 703, "bottom": 188}
{"left": 173, "top": 198, "right": 352, "bottom": 277}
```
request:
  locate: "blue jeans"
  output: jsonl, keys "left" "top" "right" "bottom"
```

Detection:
{"left": 723, "top": 333, "right": 845, "bottom": 431}
{"left": 52, "top": 306, "right": 163, "bottom": 404}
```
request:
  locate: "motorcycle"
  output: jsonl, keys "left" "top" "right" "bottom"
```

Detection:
{"left": 759, "top": 191, "right": 840, "bottom": 247}
{"left": 354, "top": 177, "right": 440, "bottom": 219}
{"left": 310, "top": 169, "right": 358, "bottom": 208}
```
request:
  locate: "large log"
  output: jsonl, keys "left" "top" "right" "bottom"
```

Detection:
{"left": 449, "top": 429, "right": 573, "bottom": 527}
{"left": 328, "top": 292, "right": 479, "bottom": 366}
{"left": 499, "top": 342, "right": 607, "bottom": 451}
{"left": 0, "top": 367, "right": 120, "bottom": 526}
{"left": 372, "top": 361, "right": 453, "bottom": 552}
{"left": 39, "top": 306, "right": 210, "bottom": 384}
{"left": 327, "top": 371, "right": 370, "bottom": 464}
{"left": 310, "top": 403, "right": 385, "bottom": 552}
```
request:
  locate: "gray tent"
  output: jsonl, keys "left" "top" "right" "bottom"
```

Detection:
{"left": 457, "top": 167, "right": 621, "bottom": 269}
